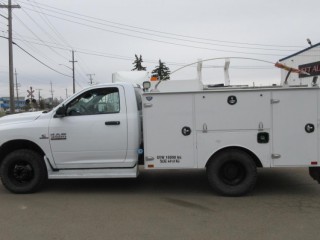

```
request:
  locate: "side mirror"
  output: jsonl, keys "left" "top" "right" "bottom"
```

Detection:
{"left": 54, "top": 105, "right": 66, "bottom": 118}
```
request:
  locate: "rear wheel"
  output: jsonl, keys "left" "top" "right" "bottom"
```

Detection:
{"left": 0, "top": 149, "right": 47, "bottom": 193}
{"left": 206, "top": 149, "right": 257, "bottom": 196}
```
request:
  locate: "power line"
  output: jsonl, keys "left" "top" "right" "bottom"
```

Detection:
{"left": 12, "top": 35, "right": 71, "bottom": 51}
{"left": 6, "top": 31, "right": 185, "bottom": 68}
{"left": 74, "top": 50, "right": 274, "bottom": 70}
{"left": 10, "top": 30, "right": 66, "bottom": 65}
{"left": 12, "top": 1, "right": 306, "bottom": 58}
{"left": 28, "top": 0, "right": 94, "bottom": 82}
{"left": 15, "top": 36, "right": 274, "bottom": 69}
{"left": 0, "top": 36, "right": 72, "bottom": 77}
{"left": 18, "top": 6, "right": 294, "bottom": 57}
{"left": 6, "top": 33, "right": 180, "bottom": 65}
{"left": 13, "top": 13, "right": 68, "bottom": 61}
{"left": 16, "top": 0, "right": 303, "bottom": 49}
{"left": 0, "top": 31, "right": 279, "bottom": 70}
{"left": 8, "top": 1, "right": 316, "bottom": 68}
{"left": 30, "top": 0, "right": 71, "bottom": 48}
{"left": 15, "top": 42, "right": 72, "bottom": 77}
{"left": 19, "top": 7, "right": 69, "bottom": 60}
{"left": 17, "top": 10, "right": 287, "bottom": 57}
{"left": 19, "top": 5, "right": 295, "bottom": 53}
{"left": 0, "top": 28, "right": 277, "bottom": 71}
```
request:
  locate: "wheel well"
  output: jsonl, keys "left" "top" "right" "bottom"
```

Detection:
{"left": 206, "top": 147, "right": 263, "bottom": 168}
{"left": 0, "top": 140, "right": 45, "bottom": 165}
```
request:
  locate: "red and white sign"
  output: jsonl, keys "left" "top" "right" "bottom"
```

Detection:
{"left": 299, "top": 61, "right": 320, "bottom": 78}
{"left": 27, "top": 86, "right": 35, "bottom": 99}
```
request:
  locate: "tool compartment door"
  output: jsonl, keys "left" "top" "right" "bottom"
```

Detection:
{"left": 195, "top": 91, "right": 272, "bottom": 168}
{"left": 143, "top": 93, "right": 195, "bottom": 169}
{"left": 272, "top": 89, "right": 318, "bottom": 166}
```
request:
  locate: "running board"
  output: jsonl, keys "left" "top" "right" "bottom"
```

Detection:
{"left": 48, "top": 165, "right": 138, "bottom": 179}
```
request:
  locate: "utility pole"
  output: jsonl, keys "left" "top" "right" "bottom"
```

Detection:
{"left": 50, "top": 81, "right": 54, "bottom": 107}
{"left": 0, "top": 1, "right": 20, "bottom": 113}
{"left": 14, "top": 68, "right": 20, "bottom": 108}
{"left": 87, "top": 74, "right": 95, "bottom": 85}
{"left": 69, "top": 50, "right": 77, "bottom": 94}
{"left": 65, "top": 88, "right": 68, "bottom": 99}
{"left": 36, "top": 89, "right": 42, "bottom": 106}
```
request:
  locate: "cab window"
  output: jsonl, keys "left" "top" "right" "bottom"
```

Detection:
{"left": 66, "top": 87, "right": 120, "bottom": 116}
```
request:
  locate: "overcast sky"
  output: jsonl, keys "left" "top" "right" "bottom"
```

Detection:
{"left": 0, "top": 0, "right": 319, "bottom": 99}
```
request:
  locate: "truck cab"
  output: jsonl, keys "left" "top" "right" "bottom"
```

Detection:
{"left": 0, "top": 83, "right": 142, "bottom": 193}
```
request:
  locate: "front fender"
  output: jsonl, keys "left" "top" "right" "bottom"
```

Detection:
{"left": 0, "top": 113, "right": 56, "bottom": 169}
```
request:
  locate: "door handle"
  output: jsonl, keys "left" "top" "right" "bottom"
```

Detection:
{"left": 144, "top": 103, "right": 153, "bottom": 108}
{"left": 105, "top": 121, "right": 120, "bottom": 125}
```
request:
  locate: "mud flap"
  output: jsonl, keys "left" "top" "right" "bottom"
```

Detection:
{"left": 309, "top": 167, "right": 320, "bottom": 183}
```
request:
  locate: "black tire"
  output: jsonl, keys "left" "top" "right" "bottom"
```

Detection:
{"left": 206, "top": 149, "right": 257, "bottom": 196}
{"left": 0, "top": 149, "right": 47, "bottom": 193}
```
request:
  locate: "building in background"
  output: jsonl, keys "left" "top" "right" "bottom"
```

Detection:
{"left": 279, "top": 42, "right": 320, "bottom": 86}
{"left": 0, "top": 97, "right": 26, "bottom": 110}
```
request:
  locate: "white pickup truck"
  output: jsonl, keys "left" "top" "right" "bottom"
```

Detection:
{"left": 1, "top": 79, "right": 320, "bottom": 196}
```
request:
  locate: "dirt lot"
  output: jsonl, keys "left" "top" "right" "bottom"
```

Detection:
{"left": 1, "top": 167, "right": 320, "bottom": 240}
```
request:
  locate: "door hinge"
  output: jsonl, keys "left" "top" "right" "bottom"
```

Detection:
{"left": 202, "top": 123, "right": 208, "bottom": 133}
{"left": 271, "top": 99, "right": 280, "bottom": 104}
{"left": 258, "top": 122, "right": 264, "bottom": 131}
{"left": 271, "top": 154, "right": 281, "bottom": 159}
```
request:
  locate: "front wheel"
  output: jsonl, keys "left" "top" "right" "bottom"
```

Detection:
{"left": 0, "top": 149, "right": 47, "bottom": 193}
{"left": 206, "top": 150, "right": 257, "bottom": 196}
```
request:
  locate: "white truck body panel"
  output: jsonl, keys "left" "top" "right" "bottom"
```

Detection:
{"left": 143, "top": 93, "right": 196, "bottom": 169}
{"left": 142, "top": 87, "right": 319, "bottom": 169}
{"left": 272, "top": 89, "right": 318, "bottom": 166}
{"left": 194, "top": 90, "right": 271, "bottom": 168}
{"left": 151, "top": 79, "right": 203, "bottom": 92}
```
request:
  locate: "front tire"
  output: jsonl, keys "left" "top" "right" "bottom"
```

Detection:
{"left": 206, "top": 150, "right": 257, "bottom": 196}
{"left": 0, "top": 149, "right": 47, "bottom": 193}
